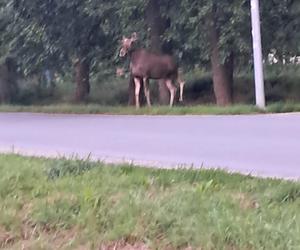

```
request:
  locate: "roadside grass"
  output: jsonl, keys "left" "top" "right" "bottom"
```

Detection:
{"left": 0, "top": 154, "right": 299, "bottom": 249}
{"left": 0, "top": 102, "right": 300, "bottom": 115}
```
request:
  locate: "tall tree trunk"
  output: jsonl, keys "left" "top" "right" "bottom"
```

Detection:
{"left": 128, "top": 74, "right": 135, "bottom": 106}
{"left": 0, "top": 65, "right": 11, "bottom": 103}
{"left": 209, "top": 10, "right": 234, "bottom": 106}
{"left": 0, "top": 58, "right": 17, "bottom": 104}
{"left": 146, "top": 0, "right": 169, "bottom": 105}
{"left": 74, "top": 58, "right": 90, "bottom": 102}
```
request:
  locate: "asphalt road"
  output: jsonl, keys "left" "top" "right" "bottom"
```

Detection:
{"left": 0, "top": 112, "right": 299, "bottom": 179}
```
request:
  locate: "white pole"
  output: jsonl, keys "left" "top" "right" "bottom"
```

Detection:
{"left": 251, "top": 0, "right": 265, "bottom": 109}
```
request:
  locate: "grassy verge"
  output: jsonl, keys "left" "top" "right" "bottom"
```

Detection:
{"left": 0, "top": 154, "right": 299, "bottom": 249}
{"left": 0, "top": 102, "right": 300, "bottom": 115}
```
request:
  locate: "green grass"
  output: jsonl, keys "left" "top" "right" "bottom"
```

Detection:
{"left": 0, "top": 154, "right": 299, "bottom": 249}
{"left": 0, "top": 102, "right": 300, "bottom": 115}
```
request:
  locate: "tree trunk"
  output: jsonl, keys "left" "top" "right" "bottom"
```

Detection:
{"left": 146, "top": 0, "right": 169, "bottom": 105}
{"left": 209, "top": 10, "right": 234, "bottom": 106}
{"left": 0, "top": 65, "right": 11, "bottom": 103}
{"left": 0, "top": 58, "right": 17, "bottom": 104}
{"left": 146, "top": 0, "right": 163, "bottom": 53}
{"left": 74, "top": 58, "right": 90, "bottom": 102}
{"left": 128, "top": 74, "right": 135, "bottom": 106}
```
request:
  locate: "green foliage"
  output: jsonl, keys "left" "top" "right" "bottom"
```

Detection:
{"left": 163, "top": 0, "right": 299, "bottom": 68}
{"left": 0, "top": 1, "right": 11, "bottom": 59}
{"left": 162, "top": 0, "right": 251, "bottom": 67}
{"left": 269, "top": 182, "right": 300, "bottom": 203}
{"left": 46, "top": 156, "right": 99, "bottom": 180}
{"left": 0, "top": 0, "right": 299, "bottom": 105}
{"left": 2, "top": 0, "right": 299, "bottom": 70}
{"left": 7, "top": 0, "right": 123, "bottom": 75}
{"left": 261, "top": 0, "right": 300, "bottom": 55}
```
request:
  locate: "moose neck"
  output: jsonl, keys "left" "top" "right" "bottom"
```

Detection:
{"left": 127, "top": 46, "right": 140, "bottom": 59}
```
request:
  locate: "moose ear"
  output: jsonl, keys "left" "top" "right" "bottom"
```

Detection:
{"left": 131, "top": 32, "right": 138, "bottom": 41}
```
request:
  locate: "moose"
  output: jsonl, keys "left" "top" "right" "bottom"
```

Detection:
{"left": 119, "top": 33, "right": 185, "bottom": 108}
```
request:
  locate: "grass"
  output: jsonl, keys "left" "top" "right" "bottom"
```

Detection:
{"left": 0, "top": 154, "right": 299, "bottom": 249}
{"left": 0, "top": 102, "right": 300, "bottom": 116}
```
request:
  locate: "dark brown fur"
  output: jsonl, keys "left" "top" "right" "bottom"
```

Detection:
{"left": 120, "top": 33, "right": 185, "bottom": 108}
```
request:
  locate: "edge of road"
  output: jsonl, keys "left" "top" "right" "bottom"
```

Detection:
{"left": 0, "top": 145, "right": 299, "bottom": 182}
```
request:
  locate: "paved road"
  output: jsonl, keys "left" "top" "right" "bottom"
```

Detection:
{"left": 0, "top": 112, "right": 299, "bottom": 179}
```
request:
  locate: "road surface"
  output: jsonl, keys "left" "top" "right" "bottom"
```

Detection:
{"left": 0, "top": 112, "right": 299, "bottom": 179}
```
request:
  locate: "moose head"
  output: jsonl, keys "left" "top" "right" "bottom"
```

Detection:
{"left": 119, "top": 32, "right": 138, "bottom": 57}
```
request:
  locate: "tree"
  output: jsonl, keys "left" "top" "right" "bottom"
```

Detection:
{"left": 11, "top": 0, "right": 120, "bottom": 102}
{"left": 0, "top": 57, "right": 18, "bottom": 103}
{"left": 2, "top": 0, "right": 298, "bottom": 106}
{"left": 145, "top": 0, "right": 170, "bottom": 104}
{"left": 261, "top": 0, "right": 300, "bottom": 60}
{"left": 164, "top": 0, "right": 251, "bottom": 106}
{"left": 164, "top": 0, "right": 299, "bottom": 105}
{"left": 0, "top": 1, "right": 9, "bottom": 58}
{"left": 0, "top": 1, "right": 18, "bottom": 103}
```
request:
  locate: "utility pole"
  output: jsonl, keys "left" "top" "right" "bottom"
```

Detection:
{"left": 251, "top": 0, "right": 266, "bottom": 109}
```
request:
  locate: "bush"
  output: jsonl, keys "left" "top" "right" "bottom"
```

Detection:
{"left": 8, "top": 64, "right": 300, "bottom": 106}
{"left": 184, "top": 65, "right": 300, "bottom": 105}
{"left": 46, "top": 157, "right": 99, "bottom": 180}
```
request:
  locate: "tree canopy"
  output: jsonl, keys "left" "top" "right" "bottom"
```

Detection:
{"left": 0, "top": 0, "right": 299, "bottom": 104}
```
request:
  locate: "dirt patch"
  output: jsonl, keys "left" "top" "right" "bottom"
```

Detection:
{"left": 232, "top": 192, "right": 259, "bottom": 210}
{"left": 46, "top": 192, "right": 78, "bottom": 204}
{"left": 0, "top": 227, "right": 15, "bottom": 248}
{"left": 0, "top": 223, "right": 81, "bottom": 250}
{"left": 100, "top": 241, "right": 149, "bottom": 250}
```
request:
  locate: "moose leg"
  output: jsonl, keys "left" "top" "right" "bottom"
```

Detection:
{"left": 177, "top": 70, "right": 185, "bottom": 102}
{"left": 178, "top": 79, "right": 185, "bottom": 102}
{"left": 134, "top": 77, "right": 141, "bottom": 108}
{"left": 165, "top": 79, "right": 177, "bottom": 107}
{"left": 143, "top": 77, "right": 151, "bottom": 107}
